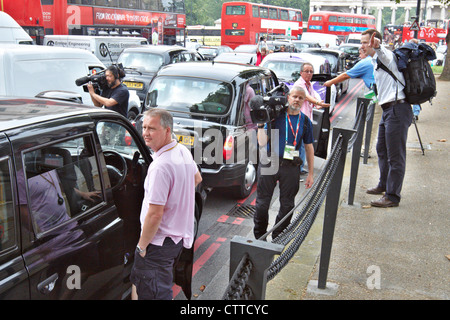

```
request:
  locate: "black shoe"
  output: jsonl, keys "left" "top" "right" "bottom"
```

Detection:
{"left": 366, "top": 186, "right": 386, "bottom": 195}
{"left": 370, "top": 195, "right": 399, "bottom": 208}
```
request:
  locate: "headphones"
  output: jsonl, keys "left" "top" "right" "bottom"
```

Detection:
{"left": 107, "top": 65, "right": 120, "bottom": 80}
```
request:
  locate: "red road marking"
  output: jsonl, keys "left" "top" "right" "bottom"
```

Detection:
{"left": 330, "top": 80, "right": 364, "bottom": 123}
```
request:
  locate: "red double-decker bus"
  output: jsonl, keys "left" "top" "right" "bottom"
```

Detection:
{"left": 307, "top": 11, "right": 376, "bottom": 40}
{"left": 384, "top": 21, "right": 448, "bottom": 47}
{"left": 221, "top": 1, "right": 302, "bottom": 49}
{"left": 2, "top": 0, "right": 187, "bottom": 45}
{"left": 1, "top": 0, "right": 45, "bottom": 44}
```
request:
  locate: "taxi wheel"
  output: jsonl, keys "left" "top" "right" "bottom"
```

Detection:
{"left": 232, "top": 161, "right": 256, "bottom": 199}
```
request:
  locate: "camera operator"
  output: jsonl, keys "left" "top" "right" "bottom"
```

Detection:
{"left": 253, "top": 86, "right": 315, "bottom": 240}
{"left": 87, "top": 65, "right": 129, "bottom": 118}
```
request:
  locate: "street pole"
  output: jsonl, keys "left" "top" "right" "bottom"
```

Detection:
{"left": 414, "top": 0, "right": 421, "bottom": 39}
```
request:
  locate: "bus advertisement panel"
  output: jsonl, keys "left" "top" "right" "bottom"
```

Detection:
{"left": 307, "top": 11, "right": 376, "bottom": 41}
{"left": 221, "top": 1, "right": 302, "bottom": 49}
{"left": 2, "top": 0, "right": 186, "bottom": 45}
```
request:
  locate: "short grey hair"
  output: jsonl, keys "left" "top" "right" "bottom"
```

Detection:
{"left": 144, "top": 108, "right": 173, "bottom": 132}
{"left": 301, "top": 62, "right": 314, "bottom": 73}
{"left": 289, "top": 86, "right": 306, "bottom": 96}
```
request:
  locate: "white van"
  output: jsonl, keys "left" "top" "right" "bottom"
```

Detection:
{"left": 44, "top": 35, "right": 148, "bottom": 66}
{"left": 0, "top": 11, "right": 33, "bottom": 44}
{"left": 0, "top": 44, "right": 141, "bottom": 115}
{"left": 346, "top": 33, "right": 361, "bottom": 44}
{"left": 300, "top": 32, "right": 340, "bottom": 48}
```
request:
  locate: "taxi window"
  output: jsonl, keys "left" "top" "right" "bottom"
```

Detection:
{"left": 22, "top": 136, "right": 103, "bottom": 236}
{"left": 0, "top": 157, "right": 15, "bottom": 252}
{"left": 147, "top": 77, "right": 233, "bottom": 116}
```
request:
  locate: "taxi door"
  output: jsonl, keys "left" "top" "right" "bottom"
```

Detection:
{"left": 0, "top": 133, "right": 29, "bottom": 299}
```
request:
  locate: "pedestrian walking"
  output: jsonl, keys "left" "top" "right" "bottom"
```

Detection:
{"left": 131, "top": 108, "right": 202, "bottom": 300}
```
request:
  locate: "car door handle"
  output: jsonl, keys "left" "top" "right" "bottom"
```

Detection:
{"left": 37, "top": 273, "right": 59, "bottom": 294}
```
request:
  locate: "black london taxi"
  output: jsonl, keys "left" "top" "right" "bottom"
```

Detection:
{"left": 118, "top": 45, "right": 205, "bottom": 117}
{"left": 0, "top": 97, "right": 206, "bottom": 299}
{"left": 142, "top": 61, "right": 330, "bottom": 199}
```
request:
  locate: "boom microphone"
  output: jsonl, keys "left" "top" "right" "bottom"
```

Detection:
{"left": 75, "top": 76, "right": 90, "bottom": 86}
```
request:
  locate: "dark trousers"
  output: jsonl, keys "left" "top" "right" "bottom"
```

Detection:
{"left": 253, "top": 162, "right": 301, "bottom": 240}
{"left": 376, "top": 102, "right": 412, "bottom": 203}
{"left": 131, "top": 237, "right": 183, "bottom": 300}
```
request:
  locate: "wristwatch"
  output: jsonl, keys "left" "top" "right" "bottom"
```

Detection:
{"left": 136, "top": 245, "right": 145, "bottom": 254}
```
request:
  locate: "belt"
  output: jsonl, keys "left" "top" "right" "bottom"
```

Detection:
{"left": 381, "top": 99, "right": 407, "bottom": 110}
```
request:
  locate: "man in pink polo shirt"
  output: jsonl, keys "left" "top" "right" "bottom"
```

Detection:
{"left": 131, "top": 108, "right": 202, "bottom": 300}
{"left": 293, "top": 62, "right": 330, "bottom": 172}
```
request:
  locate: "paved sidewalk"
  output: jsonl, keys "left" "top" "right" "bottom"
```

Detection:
{"left": 267, "top": 78, "right": 450, "bottom": 300}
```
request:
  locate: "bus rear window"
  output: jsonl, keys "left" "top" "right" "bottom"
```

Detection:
{"left": 226, "top": 5, "right": 246, "bottom": 15}
{"left": 225, "top": 30, "right": 245, "bottom": 36}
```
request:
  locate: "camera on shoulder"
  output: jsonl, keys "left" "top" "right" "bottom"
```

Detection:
{"left": 249, "top": 83, "right": 289, "bottom": 124}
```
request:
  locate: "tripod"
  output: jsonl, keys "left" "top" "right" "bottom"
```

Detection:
{"left": 412, "top": 114, "right": 425, "bottom": 155}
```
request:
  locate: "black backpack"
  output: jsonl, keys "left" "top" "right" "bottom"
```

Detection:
{"left": 376, "top": 42, "right": 437, "bottom": 105}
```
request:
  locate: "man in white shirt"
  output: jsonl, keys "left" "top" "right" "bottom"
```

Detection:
{"left": 360, "top": 29, "right": 413, "bottom": 208}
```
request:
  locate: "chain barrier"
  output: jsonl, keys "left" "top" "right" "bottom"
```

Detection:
{"left": 267, "top": 134, "right": 344, "bottom": 280}
{"left": 222, "top": 253, "right": 253, "bottom": 300}
{"left": 222, "top": 98, "right": 370, "bottom": 299}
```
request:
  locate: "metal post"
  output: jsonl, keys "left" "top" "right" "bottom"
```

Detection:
{"left": 363, "top": 101, "right": 375, "bottom": 164}
{"left": 414, "top": 0, "right": 421, "bottom": 39}
{"left": 229, "top": 236, "right": 284, "bottom": 300}
{"left": 317, "top": 127, "right": 356, "bottom": 289}
{"left": 348, "top": 98, "right": 369, "bottom": 205}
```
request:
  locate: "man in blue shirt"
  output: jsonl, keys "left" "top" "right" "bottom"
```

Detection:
{"left": 253, "top": 86, "right": 314, "bottom": 240}
{"left": 324, "top": 47, "right": 374, "bottom": 90}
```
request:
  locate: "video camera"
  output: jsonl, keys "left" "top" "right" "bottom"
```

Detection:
{"left": 75, "top": 63, "right": 125, "bottom": 92}
{"left": 250, "top": 83, "right": 289, "bottom": 124}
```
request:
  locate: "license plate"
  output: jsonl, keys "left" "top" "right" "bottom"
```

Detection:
{"left": 123, "top": 81, "right": 144, "bottom": 90}
{"left": 176, "top": 134, "right": 194, "bottom": 146}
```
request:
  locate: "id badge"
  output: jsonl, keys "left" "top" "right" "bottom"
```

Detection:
{"left": 283, "top": 144, "right": 299, "bottom": 160}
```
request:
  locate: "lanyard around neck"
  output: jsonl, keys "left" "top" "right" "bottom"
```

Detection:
{"left": 286, "top": 113, "right": 300, "bottom": 147}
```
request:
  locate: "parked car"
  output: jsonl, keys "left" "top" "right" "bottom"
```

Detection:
{"left": 197, "top": 45, "right": 233, "bottom": 60}
{"left": 304, "top": 48, "right": 350, "bottom": 101}
{"left": 259, "top": 52, "right": 331, "bottom": 85}
{"left": 291, "top": 40, "right": 321, "bottom": 52}
{"left": 301, "top": 32, "right": 340, "bottom": 49}
{"left": 0, "top": 44, "right": 141, "bottom": 119}
{"left": 142, "top": 62, "right": 331, "bottom": 197}
{"left": 117, "top": 45, "right": 205, "bottom": 115}
{"left": 214, "top": 52, "right": 257, "bottom": 65}
{"left": 0, "top": 98, "right": 206, "bottom": 299}
{"left": 234, "top": 44, "right": 258, "bottom": 53}
{"left": 338, "top": 43, "right": 362, "bottom": 69}
{"left": 265, "top": 40, "right": 296, "bottom": 52}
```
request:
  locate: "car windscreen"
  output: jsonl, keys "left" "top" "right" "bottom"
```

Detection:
{"left": 197, "top": 48, "right": 218, "bottom": 56}
{"left": 261, "top": 61, "right": 301, "bottom": 82}
{"left": 117, "top": 52, "right": 164, "bottom": 72}
{"left": 309, "top": 53, "right": 338, "bottom": 72}
{"left": 147, "top": 76, "right": 233, "bottom": 116}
